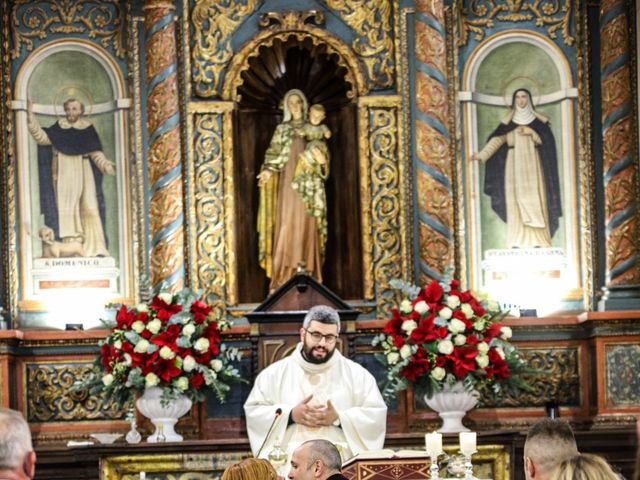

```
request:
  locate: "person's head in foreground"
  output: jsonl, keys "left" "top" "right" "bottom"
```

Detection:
{"left": 221, "top": 457, "right": 279, "bottom": 480}
{"left": 524, "top": 418, "right": 578, "bottom": 480}
{"left": 288, "top": 439, "right": 345, "bottom": 480}
{"left": 554, "top": 453, "right": 620, "bottom": 480}
{"left": 0, "top": 408, "right": 36, "bottom": 480}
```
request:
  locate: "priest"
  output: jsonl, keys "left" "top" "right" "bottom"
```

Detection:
{"left": 244, "top": 305, "right": 387, "bottom": 462}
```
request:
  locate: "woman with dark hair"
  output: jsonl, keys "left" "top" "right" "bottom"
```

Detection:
{"left": 471, "top": 88, "right": 562, "bottom": 248}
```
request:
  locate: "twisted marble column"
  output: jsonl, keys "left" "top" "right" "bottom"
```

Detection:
{"left": 414, "top": 0, "right": 454, "bottom": 284}
{"left": 144, "top": 0, "right": 184, "bottom": 291}
{"left": 599, "top": 0, "right": 640, "bottom": 308}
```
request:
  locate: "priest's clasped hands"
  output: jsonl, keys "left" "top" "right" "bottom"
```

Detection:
{"left": 291, "top": 394, "right": 339, "bottom": 427}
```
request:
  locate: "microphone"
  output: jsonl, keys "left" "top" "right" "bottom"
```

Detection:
{"left": 255, "top": 407, "right": 283, "bottom": 458}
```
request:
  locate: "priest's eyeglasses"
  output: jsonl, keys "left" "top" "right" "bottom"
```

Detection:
{"left": 304, "top": 329, "right": 338, "bottom": 344}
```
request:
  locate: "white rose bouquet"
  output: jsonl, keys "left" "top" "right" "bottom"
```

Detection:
{"left": 77, "top": 288, "right": 243, "bottom": 406}
{"left": 373, "top": 278, "right": 530, "bottom": 402}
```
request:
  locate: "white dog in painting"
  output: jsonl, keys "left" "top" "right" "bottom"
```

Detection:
{"left": 39, "top": 226, "right": 86, "bottom": 258}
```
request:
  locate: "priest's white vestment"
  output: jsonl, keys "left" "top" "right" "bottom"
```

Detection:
{"left": 244, "top": 342, "right": 387, "bottom": 461}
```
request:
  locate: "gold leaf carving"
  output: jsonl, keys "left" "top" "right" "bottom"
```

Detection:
{"left": 457, "top": 0, "right": 574, "bottom": 46}
{"left": 367, "top": 105, "right": 403, "bottom": 316}
{"left": 11, "top": 0, "right": 126, "bottom": 59}
{"left": 191, "top": 0, "right": 258, "bottom": 98}
{"left": 25, "top": 363, "right": 126, "bottom": 422}
{"left": 192, "top": 112, "right": 228, "bottom": 316}
{"left": 325, "top": 0, "right": 396, "bottom": 88}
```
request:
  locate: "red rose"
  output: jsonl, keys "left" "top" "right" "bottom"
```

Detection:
{"left": 190, "top": 299, "right": 212, "bottom": 324}
{"left": 400, "top": 348, "right": 431, "bottom": 382}
{"left": 435, "top": 326, "right": 449, "bottom": 339}
{"left": 423, "top": 280, "right": 444, "bottom": 304}
{"left": 435, "top": 355, "right": 447, "bottom": 367}
{"left": 448, "top": 346, "right": 478, "bottom": 378}
{"left": 190, "top": 372, "right": 205, "bottom": 388}
{"left": 115, "top": 305, "right": 135, "bottom": 329}
{"left": 484, "top": 323, "right": 502, "bottom": 340}
{"left": 383, "top": 309, "right": 403, "bottom": 336}
{"left": 409, "top": 316, "right": 437, "bottom": 344}
{"left": 394, "top": 336, "right": 405, "bottom": 348}
{"left": 151, "top": 324, "right": 181, "bottom": 349}
{"left": 150, "top": 296, "right": 183, "bottom": 321}
{"left": 466, "top": 334, "right": 479, "bottom": 345}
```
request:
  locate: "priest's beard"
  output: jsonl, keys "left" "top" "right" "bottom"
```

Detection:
{"left": 301, "top": 340, "right": 336, "bottom": 364}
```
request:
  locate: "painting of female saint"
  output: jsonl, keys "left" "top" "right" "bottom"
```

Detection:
{"left": 256, "top": 89, "right": 331, "bottom": 290}
{"left": 471, "top": 88, "right": 562, "bottom": 248}
{"left": 27, "top": 97, "right": 116, "bottom": 258}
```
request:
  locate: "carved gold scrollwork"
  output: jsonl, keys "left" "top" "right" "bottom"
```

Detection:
{"left": 25, "top": 363, "right": 126, "bottom": 422}
{"left": 457, "top": 0, "right": 575, "bottom": 46}
{"left": 364, "top": 103, "right": 403, "bottom": 316}
{"left": 10, "top": 0, "right": 126, "bottom": 59}
{"left": 325, "top": 0, "right": 396, "bottom": 89}
{"left": 478, "top": 347, "right": 581, "bottom": 407}
{"left": 259, "top": 10, "right": 325, "bottom": 29}
{"left": 191, "top": 111, "right": 229, "bottom": 316}
{"left": 191, "top": 0, "right": 258, "bottom": 98}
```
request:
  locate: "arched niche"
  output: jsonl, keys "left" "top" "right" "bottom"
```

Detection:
{"left": 224, "top": 31, "right": 366, "bottom": 303}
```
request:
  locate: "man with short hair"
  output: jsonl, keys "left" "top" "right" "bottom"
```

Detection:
{"left": 524, "top": 418, "right": 578, "bottom": 479}
{"left": 244, "top": 305, "right": 387, "bottom": 461}
{"left": 288, "top": 439, "right": 347, "bottom": 480}
{"left": 0, "top": 408, "right": 36, "bottom": 480}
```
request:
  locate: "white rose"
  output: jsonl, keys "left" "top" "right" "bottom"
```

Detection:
{"left": 473, "top": 320, "right": 484, "bottom": 331}
{"left": 102, "top": 374, "right": 114, "bottom": 386}
{"left": 182, "top": 323, "right": 196, "bottom": 337}
{"left": 399, "top": 344, "right": 412, "bottom": 359}
{"left": 147, "top": 319, "right": 162, "bottom": 335}
{"left": 454, "top": 334, "right": 466, "bottom": 346}
{"left": 131, "top": 321, "right": 145, "bottom": 333}
{"left": 158, "top": 292, "right": 173, "bottom": 304}
{"left": 414, "top": 301, "right": 429, "bottom": 315}
{"left": 386, "top": 352, "right": 400, "bottom": 365}
{"left": 401, "top": 320, "right": 418, "bottom": 335}
{"left": 476, "top": 354, "right": 489, "bottom": 368}
{"left": 399, "top": 299, "right": 413, "bottom": 314}
{"left": 206, "top": 370, "right": 217, "bottom": 383}
{"left": 113, "top": 339, "right": 122, "bottom": 350}
{"left": 437, "top": 339, "right": 454, "bottom": 355}
{"left": 136, "top": 303, "right": 149, "bottom": 312}
{"left": 134, "top": 338, "right": 149, "bottom": 353}
{"left": 500, "top": 326, "right": 513, "bottom": 340}
{"left": 210, "top": 359, "right": 223, "bottom": 372}
{"left": 439, "top": 307, "right": 453, "bottom": 320}
{"left": 175, "top": 376, "right": 189, "bottom": 391}
{"left": 145, "top": 372, "right": 159, "bottom": 387}
{"left": 495, "top": 347, "right": 505, "bottom": 359}
{"left": 159, "top": 346, "right": 175, "bottom": 360}
{"left": 448, "top": 318, "right": 466, "bottom": 334}
{"left": 124, "top": 353, "right": 132, "bottom": 366}
{"left": 430, "top": 366, "right": 446, "bottom": 381}
{"left": 194, "top": 338, "right": 210, "bottom": 353}
{"left": 461, "top": 303, "right": 474, "bottom": 319}
{"left": 446, "top": 295, "right": 461, "bottom": 309}
{"left": 477, "top": 342, "right": 489, "bottom": 354}
{"left": 488, "top": 300, "right": 501, "bottom": 312}
{"left": 183, "top": 355, "right": 197, "bottom": 372}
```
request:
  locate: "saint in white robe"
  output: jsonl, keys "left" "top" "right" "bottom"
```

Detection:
{"left": 244, "top": 343, "right": 387, "bottom": 462}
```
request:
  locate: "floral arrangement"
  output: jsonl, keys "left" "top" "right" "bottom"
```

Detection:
{"left": 78, "top": 288, "right": 243, "bottom": 406}
{"left": 373, "top": 278, "right": 530, "bottom": 402}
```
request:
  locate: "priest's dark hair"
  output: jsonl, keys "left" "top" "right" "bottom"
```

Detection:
{"left": 302, "top": 305, "right": 341, "bottom": 332}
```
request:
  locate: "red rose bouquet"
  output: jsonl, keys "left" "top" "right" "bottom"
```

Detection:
{"left": 373, "top": 278, "right": 530, "bottom": 402}
{"left": 79, "top": 288, "right": 243, "bottom": 406}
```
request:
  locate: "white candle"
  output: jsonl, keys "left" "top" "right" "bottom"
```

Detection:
{"left": 459, "top": 432, "right": 477, "bottom": 455}
{"left": 425, "top": 432, "right": 443, "bottom": 456}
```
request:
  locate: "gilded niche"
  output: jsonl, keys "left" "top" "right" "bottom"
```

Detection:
{"left": 457, "top": 0, "right": 575, "bottom": 46}
{"left": 10, "top": 0, "right": 126, "bottom": 58}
